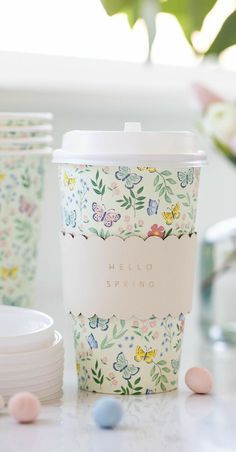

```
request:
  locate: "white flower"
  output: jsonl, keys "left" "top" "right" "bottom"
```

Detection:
{"left": 204, "top": 102, "right": 236, "bottom": 149}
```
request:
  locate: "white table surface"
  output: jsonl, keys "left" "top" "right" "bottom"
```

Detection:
{"left": 1, "top": 295, "right": 236, "bottom": 452}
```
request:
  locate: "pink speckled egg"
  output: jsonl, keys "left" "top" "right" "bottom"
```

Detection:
{"left": 185, "top": 367, "right": 213, "bottom": 394}
{"left": 8, "top": 392, "right": 41, "bottom": 423}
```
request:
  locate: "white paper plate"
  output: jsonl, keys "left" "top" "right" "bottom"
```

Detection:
{"left": 0, "top": 306, "right": 54, "bottom": 353}
{"left": 0, "top": 364, "right": 63, "bottom": 385}
{"left": 0, "top": 331, "right": 63, "bottom": 364}
{"left": 0, "top": 360, "right": 63, "bottom": 380}
{"left": 0, "top": 382, "right": 63, "bottom": 398}
{"left": 0, "top": 371, "right": 63, "bottom": 390}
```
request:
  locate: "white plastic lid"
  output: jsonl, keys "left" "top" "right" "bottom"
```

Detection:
{"left": 53, "top": 122, "right": 207, "bottom": 167}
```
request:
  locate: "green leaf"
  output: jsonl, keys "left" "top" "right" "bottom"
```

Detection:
{"left": 166, "top": 186, "right": 174, "bottom": 195}
{"left": 154, "top": 174, "right": 159, "bottom": 185}
{"left": 177, "top": 194, "right": 185, "bottom": 199}
{"left": 159, "top": 187, "right": 165, "bottom": 197}
{"left": 94, "top": 189, "right": 101, "bottom": 195}
{"left": 160, "top": 382, "right": 166, "bottom": 392}
{"left": 102, "top": 185, "right": 105, "bottom": 196}
{"left": 137, "top": 196, "right": 145, "bottom": 200}
{"left": 150, "top": 366, "right": 156, "bottom": 377}
{"left": 156, "top": 183, "right": 163, "bottom": 191}
{"left": 161, "top": 374, "right": 168, "bottom": 383}
{"left": 120, "top": 319, "right": 125, "bottom": 328}
{"left": 128, "top": 380, "right": 132, "bottom": 389}
{"left": 160, "top": 170, "right": 171, "bottom": 176}
{"left": 93, "top": 377, "right": 101, "bottom": 384}
{"left": 165, "top": 193, "right": 172, "bottom": 203}
{"left": 134, "top": 377, "right": 141, "bottom": 385}
{"left": 136, "top": 205, "right": 145, "bottom": 210}
{"left": 167, "top": 178, "right": 176, "bottom": 184}
{"left": 163, "top": 367, "right": 171, "bottom": 373}
{"left": 207, "top": 10, "right": 236, "bottom": 55}
{"left": 130, "top": 189, "right": 135, "bottom": 198}
{"left": 98, "top": 369, "right": 101, "bottom": 378}
{"left": 95, "top": 360, "right": 98, "bottom": 370}
{"left": 161, "top": 0, "right": 217, "bottom": 43}
{"left": 157, "top": 360, "right": 166, "bottom": 365}
{"left": 137, "top": 186, "right": 144, "bottom": 194}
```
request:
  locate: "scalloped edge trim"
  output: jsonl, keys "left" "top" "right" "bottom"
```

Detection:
{"left": 69, "top": 312, "right": 186, "bottom": 321}
{"left": 61, "top": 231, "right": 197, "bottom": 242}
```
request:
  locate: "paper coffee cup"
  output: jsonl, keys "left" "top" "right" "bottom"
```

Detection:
{"left": 54, "top": 123, "right": 206, "bottom": 394}
{"left": 0, "top": 149, "right": 51, "bottom": 307}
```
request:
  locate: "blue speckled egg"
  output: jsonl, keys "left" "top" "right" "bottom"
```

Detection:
{"left": 92, "top": 397, "right": 123, "bottom": 429}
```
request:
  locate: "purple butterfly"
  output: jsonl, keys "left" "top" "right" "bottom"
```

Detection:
{"left": 92, "top": 202, "right": 121, "bottom": 228}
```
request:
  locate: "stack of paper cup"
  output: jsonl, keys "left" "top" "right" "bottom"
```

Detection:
{"left": 0, "top": 113, "right": 53, "bottom": 307}
{"left": 0, "top": 305, "right": 63, "bottom": 403}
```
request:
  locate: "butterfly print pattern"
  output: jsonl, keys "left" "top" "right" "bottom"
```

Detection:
{"left": 72, "top": 313, "right": 185, "bottom": 394}
{"left": 60, "top": 165, "right": 199, "bottom": 237}
{"left": 60, "top": 164, "right": 200, "bottom": 394}
{"left": 0, "top": 155, "right": 46, "bottom": 307}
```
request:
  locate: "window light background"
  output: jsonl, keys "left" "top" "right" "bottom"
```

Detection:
{"left": 0, "top": 0, "right": 235, "bottom": 68}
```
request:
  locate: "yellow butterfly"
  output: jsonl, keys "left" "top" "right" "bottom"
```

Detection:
{"left": 0, "top": 266, "right": 19, "bottom": 280}
{"left": 137, "top": 166, "right": 157, "bottom": 173}
{"left": 64, "top": 172, "right": 76, "bottom": 191}
{"left": 134, "top": 346, "right": 157, "bottom": 364}
{"left": 0, "top": 173, "right": 5, "bottom": 182}
{"left": 162, "top": 203, "right": 181, "bottom": 225}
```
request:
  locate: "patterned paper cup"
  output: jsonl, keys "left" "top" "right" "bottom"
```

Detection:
{"left": 0, "top": 149, "right": 51, "bottom": 307}
{"left": 0, "top": 125, "right": 53, "bottom": 140}
{"left": 0, "top": 113, "right": 53, "bottom": 127}
{"left": 54, "top": 124, "right": 206, "bottom": 394}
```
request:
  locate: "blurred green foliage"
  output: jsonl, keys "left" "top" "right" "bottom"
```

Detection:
{"left": 100, "top": 0, "right": 236, "bottom": 57}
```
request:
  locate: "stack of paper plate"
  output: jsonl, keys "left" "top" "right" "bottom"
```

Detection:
{"left": 0, "top": 306, "right": 63, "bottom": 403}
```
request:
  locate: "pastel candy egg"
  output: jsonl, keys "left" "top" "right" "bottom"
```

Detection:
{"left": 185, "top": 367, "right": 213, "bottom": 394}
{"left": 0, "top": 394, "right": 5, "bottom": 411}
{"left": 8, "top": 392, "right": 41, "bottom": 423}
{"left": 92, "top": 397, "right": 123, "bottom": 429}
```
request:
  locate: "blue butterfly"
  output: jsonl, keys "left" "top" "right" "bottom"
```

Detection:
{"left": 115, "top": 167, "right": 142, "bottom": 190}
{"left": 87, "top": 333, "right": 98, "bottom": 350}
{"left": 177, "top": 168, "right": 194, "bottom": 188}
{"left": 147, "top": 199, "right": 159, "bottom": 216}
{"left": 64, "top": 209, "right": 76, "bottom": 228}
{"left": 89, "top": 315, "right": 109, "bottom": 331}
{"left": 113, "top": 352, "right": 139, "bottom": 380}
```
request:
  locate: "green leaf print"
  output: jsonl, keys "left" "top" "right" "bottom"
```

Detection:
{"left": 91, "top": 170, "right": 106, "bottom": 199}
{"left": 114, "top": 377, "right": 143, "bottom": 395}
{"left": 14, "top": 219, "right": 33, "bottom": 242}
{"left": 177, "top": 192, "right": 195, "bottom": 221}
{"left": 91, "top": 360, "right": 104, "bottom": 387}
{"left": 153, "top": 171, "right": 176, "bottom": 203}
{"left": 21, "top": 168, "right": 31, "bottom": 188}
{"left": 116, "top": 186, "right": 145, "bottom": 217}
{"left": 100, "top": 320, "right": 128, "bottom": 350}
{"left": 88, "top": 227, "right": 110, "bottom": 239}
{"left": 150, "top": 360, "right": 172, "bottom": 392}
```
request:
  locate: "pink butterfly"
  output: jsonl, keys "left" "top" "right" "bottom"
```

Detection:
{"left": 92, "top": 202, "right": 121, "bottom": 228}
{"left": 19, "top": 196, "right": 36, "bottom": 217}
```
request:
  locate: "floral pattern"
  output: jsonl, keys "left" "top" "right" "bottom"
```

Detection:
{"left": 58, "top": 163, "right": 200, "bottom": 394}
{"left": 59, "top": 164, "right": 200, "bottom": 238}
{"left": 0, "top": 155, "right": 46, "bottom": 307}
{"left": 72, "top": 314, "right": 185, "bottom": 394}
